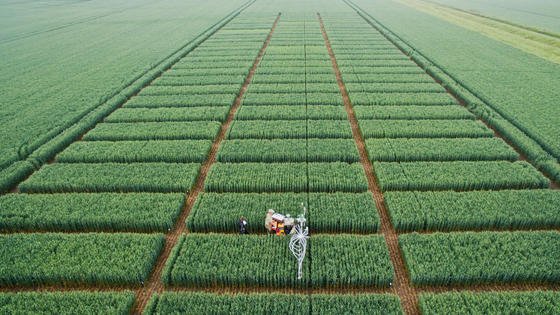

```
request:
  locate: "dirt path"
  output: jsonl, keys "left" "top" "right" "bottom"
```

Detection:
{"left": 317, "top": 13, "right": 420, "bottom": 315}
{"left": 130, "top": 14, "right": 281, "bottom": 315}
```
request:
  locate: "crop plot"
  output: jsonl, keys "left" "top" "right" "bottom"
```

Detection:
{"left": 1, "top": 1, "right": 559, "bottom": 314}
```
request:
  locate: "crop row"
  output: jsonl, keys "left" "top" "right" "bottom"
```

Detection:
{"left": 205, "top": 162, "right": 368, "bottom": 193}
{"left": 188, "top": 192, "right": 379, "bottom": 233}
{"left": 58, "top": 140, "right": 212, "bottom": 163}
{"left": 400, "top": 231, "right": 560, "bottom": 285}
{"left": 84, "top": 122, "right": 221, "bottom": 141}
{"left": 345, "top": 82, "right": 444, "bottom": 93}
{"left": 0, "top": 233, "right": 163, "bottom": 286}
{"left": 236, "top": 105, "right": 348, "bottom": 120}
{"left": 242, "top": 92, "right": 342, "bottom": 106}
{"left": 366, "top": 137, "right": 518, "bottom": 162}
{"left": 251, "top": 74, "right": 337, "bottom": 84}
{"left": 105, "top": 107, "right": 230, "bottom": 123}
{"left": 20, "top": 163, "right": 200, "bottom": 193}
{"left": 154, "top": 74, "right": 246, "bottom": 86}
{"left": 247, "top": 82, "right": 339, "bottom": 93}
{"left": 0, "top": 292, "right": 135, "bottom": 314}
{"left": 374, "top": 161, "right": 548, "bottom": 191}
{"left": 0, "top": 192, "right": 184, "bottom": 232}
{"left": 227, "top": 120, "right": 352, "bottom": 139}
{"left": 125, "top": 94, "right": 235, "bottom": 108}
{"left": 419, "top": 291, "right": 560, "bottom": 314}
{"left": 219, "top": 139, "right": 359, "bottom": 163}
{"left": 255, "top": 66, "right": 334, "bottom": 74}
{"left": 145, "top": 292, "right": 403, "bottom": 315}
{"left": 350, "top": 92, "right": 456, "bottom": 106}
{"left": 354, "top": 105, "right": 475, "bottom": 120}
{"left": 385, "top": 190, "right": 560, "bottom": 231}
{"left": 139, "top": 84, "right": 241, "bottom": 96}
{"left": 163, "top": 234, "right": 393, "bottom": 288}
{"left": 358, "top": 119, "right": 493, "bottom": 138}
{"left": 344, "top": 72, "right": 432, "bottom": 83}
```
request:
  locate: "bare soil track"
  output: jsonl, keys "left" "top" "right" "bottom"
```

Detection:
{"left": 318, "top": 13, "right": 420, "bottom": 315}
{"left": 130, "top": 13, "right": 282, "bottom": 315}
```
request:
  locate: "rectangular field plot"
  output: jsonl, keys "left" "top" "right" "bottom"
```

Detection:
{"left": 366, "top": 138, "right": 518, "bottom": 162}
{"left": 166, "top": 67, "right": 249, "bottom": 76}
{"left": 105, "top": 107, "right": 230, "bottom": 123}
{"left": 419, "top": 291, "right": 560, "bottom": 314}
{"left": 247, "top": 83, "right": 339, "bottom": 93}
{"left": 374, "top": 161, "right": 548, "bottom": 191}
{"left": 125, "top": 94, "right": 235, "bottom": 107}
{"left": 385, "top": 190, "right": 560, "bottom": 232}
{"left": 350, "top": 92, "right": 456, "bottom": 106}
{"left": 163, "top": 234, "right": 392, "bottom": 288}
{"left": 139, "top": 84, "right": 240, "bottom": 96}
{"left": 188, "top": 192, "right": 379, "bottom": 233}
{"left": 0, "top": 193, "right": 184, "bottom": 232}
{"left": 218, "top": 139, "right": 359, "bottom": 163}
{"left": 354, "top": 106, "right": 475, "bottom": 120}
{"left": 251, "top": 73, "right": 336, "bottom": 84}
{"left": 345, "top": 73, "right": 433, "bottom": 83}
{"left": 227, "top": 120, "right": 352, "bottom": 139}
{"left": 0, "top": 233, "right": 163, "bottom": 286}
{"left": 235, "top": 105, "right": 347, "bottom": 120}
{"left": 359, "top": 120, "right": 493, "bottom": 138}
{"left": 153, "top": 75, "right": 246, "bottom": 86}
{"left": 399, "top": 231, "right": 560, "bottom": 286}
{"left": 205, "top": 162, "right": 367, "bottom": 192}
{"left": 20, "top": 163, "right": 200, "bottom": 193}
{"left": 145, "top": 292, "right": 402, "bottom": 315}
{"left": 242, "top": 93, "right": 342, "bottom": 106}
{"left": 0, "top": 292, "right": 135, "bottom": 314}
{"left": 83, "top": 122, "right": 221, "bottom": 141}
{"left": 345, "top": 82, "right": 444, "bottom": 93}
{"left": 58, "top": 140, "right": 212, "bottom": 163}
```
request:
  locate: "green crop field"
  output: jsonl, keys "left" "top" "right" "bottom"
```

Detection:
{"left": 1, "top": 0, "right": 558, "bottom": 314}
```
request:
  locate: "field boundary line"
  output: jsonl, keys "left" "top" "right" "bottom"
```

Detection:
{"left": 344, "top": 0, "right": 560, "bottom": 188}
{"left": 317, "top": 13, "right": 420, "bottom": 315}
{"left": 130, "top": 13, "right": 282, "bottom": 314}
{"left": 0, "top": 0, "right": 256, "bottom": 193}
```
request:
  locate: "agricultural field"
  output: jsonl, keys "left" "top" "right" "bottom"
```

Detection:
{"left": 0, "top": 0, "right": 559, "bottom": 314}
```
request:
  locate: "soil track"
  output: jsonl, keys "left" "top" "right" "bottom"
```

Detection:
{"left": 317, "top": 13, "right": 420, "bottom": 315}
{"left": 130, "top": 13, "right": 282, "bottom": 314}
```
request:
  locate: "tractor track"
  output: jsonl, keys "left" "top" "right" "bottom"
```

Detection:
{"left": 318, "top": 13, "right": 420, "bottom": 315}
{"left": 130, "top": 13, "right": 282, "bottom": 315}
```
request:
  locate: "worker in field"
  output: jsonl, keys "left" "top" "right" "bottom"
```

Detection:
{"left": 284, "top": 214, "right": 295, "bottom": 235}
{"left": 239, "top": 216, "right": 248, "bottom": 234}
{"left": 264, "top": 209, "right": 275, "bottom": 233}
